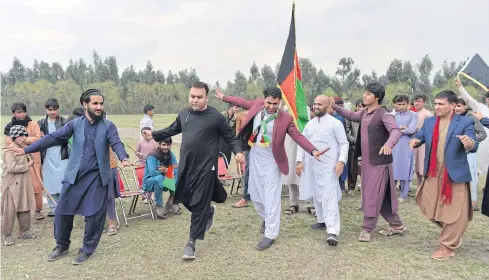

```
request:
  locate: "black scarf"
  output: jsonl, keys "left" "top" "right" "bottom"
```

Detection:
{"left": 4, "top": 115, "right": 32, "bottom": 136}
{"left": 150, "top": 147, "right": 172, "bottom": 167}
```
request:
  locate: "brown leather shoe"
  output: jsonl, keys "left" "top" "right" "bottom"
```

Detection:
{"left": 232, "top": 199, "right": 248, "bottom": 208}
{"left": 431, "top": 245, "right": 455, "bottom": 260}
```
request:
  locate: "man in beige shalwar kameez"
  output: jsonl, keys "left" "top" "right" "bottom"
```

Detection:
{"left": 411, "top": 90, "right": 476, "bottom": 260}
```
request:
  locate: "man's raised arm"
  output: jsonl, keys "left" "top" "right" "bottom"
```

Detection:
{"left": 333, "top": 105, "right": 363, "bottom": 122}
{"left": 215, "top": 88, "right": 253, "bottom": 110}
{"left": 24, "top": 120, "right": 75, "bottom": 154}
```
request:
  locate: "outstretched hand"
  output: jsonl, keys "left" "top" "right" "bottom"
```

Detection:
{"left": 215, "top": 88, "right": 225, "bottom": 100}
{"left": 313, "top": 149, "right": 329, "bottom": 160}
{"left": 6, "top": 146, "right": 25, "bottom": 156}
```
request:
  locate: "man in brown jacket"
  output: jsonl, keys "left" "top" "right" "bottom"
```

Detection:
{"left": 4, "top": 102, "right": 44, "bottom": 220}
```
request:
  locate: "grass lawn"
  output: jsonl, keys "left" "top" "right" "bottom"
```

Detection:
{"left": 1, "top": 114, "right": 489, "bottom": 280}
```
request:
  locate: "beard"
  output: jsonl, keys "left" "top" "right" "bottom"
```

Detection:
{"left": 87, "top": 107, "right": 103, "bottom": 121}
{"left": 314, "top": 110, "right": 326, "bottom": 117}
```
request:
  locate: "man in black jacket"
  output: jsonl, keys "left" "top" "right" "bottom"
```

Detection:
{"left": 37, "top": 98, "right": 69, "bottom": 217}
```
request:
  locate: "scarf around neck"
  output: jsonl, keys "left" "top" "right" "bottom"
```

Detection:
{"left": 428, "top": 113, "right": 454, "bottom": 205}
{"left": 4, "top": 115, "right": 32, "bottom": 136}
{"left": 150, "top": 147, "right": 172, "bottom": 167}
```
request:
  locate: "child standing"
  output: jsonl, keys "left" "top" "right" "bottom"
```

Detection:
{"left": 2, "top": 125, "right": 36, "bottom": 246}
{"left": 135, "top": 127, "right": 157, "bottom": 167}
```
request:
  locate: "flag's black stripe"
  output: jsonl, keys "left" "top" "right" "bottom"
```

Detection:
{"left": 277, "top": 3, "right": 296, "bottom": 85}
{"left": 462, "top": 54, "right": 489, "bottom": 89}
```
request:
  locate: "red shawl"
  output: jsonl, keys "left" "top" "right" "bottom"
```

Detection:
{"left": 428, "top": 114, "right": 454, "bottom": 205}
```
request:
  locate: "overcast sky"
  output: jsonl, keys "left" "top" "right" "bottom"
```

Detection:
{"left": 1, "top": 0, "right": 488, "bottom": 84}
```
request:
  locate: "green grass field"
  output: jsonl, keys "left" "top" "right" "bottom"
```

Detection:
{"left": 1, "top": 114, "right": 489, "bottom": 280}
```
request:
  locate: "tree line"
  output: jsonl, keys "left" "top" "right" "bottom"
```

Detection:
{"left": 1, "top": 50, "right": 486, "bottom": 115}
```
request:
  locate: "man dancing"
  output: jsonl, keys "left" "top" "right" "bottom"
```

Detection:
{"left": 332, "top": 83, "right": 405, "bottom": 242}
{"left": 9, "top": 89, "right": 131, "bottom": 265}
{"left": 215, "top": 86, "right": 325, "bottom": 250}
{"left": 145, "top": 82, "right": 244, "bottom": 260}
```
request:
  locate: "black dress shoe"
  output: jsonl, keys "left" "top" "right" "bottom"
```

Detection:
{"left": 46, "top": 245, "right": 69, "bottom": 262}
{"left": 260, "top": 221, "right": 265, "bottom": 234}
{"left": 309, "top": 223, "right": 326, "bottom": 230}
{"left": 256, "top": 237, "right": 275, "bottom": 251}
{"left": 71, "top": 249, "right": 92, "bottom": 265}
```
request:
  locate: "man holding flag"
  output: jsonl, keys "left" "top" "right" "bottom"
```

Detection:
{"left": 456, "top": 54, "right": 489, "bottom": 174}
{"left": 215, "top": 87, "right": 325, "bottom": 250}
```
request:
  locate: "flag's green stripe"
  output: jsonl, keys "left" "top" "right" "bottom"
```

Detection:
{"left": 295, "top": 78, "right": 308, "bottom": 132}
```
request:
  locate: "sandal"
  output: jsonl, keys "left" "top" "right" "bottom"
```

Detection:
{"left": 473, "top": 205, "right": 479, "bottom": 211}
{"left": 107, "top": 227, "right": 118, "bottom": 236}
{"left": 285, "top": 205, "right": 299, "bottom": 215}
{"left": 307, "top": 206, "right": 317, "bottom": 217}
{"left": 18, "top": 231, "right": 36, "bottom": 239}
{"left": 154, "top": 206, "right": 168, "bottom": 219}
{"left": 358, "top": 230, "right": 371, "bottom": 242}
{"left": 379, "top": 226, "right": 406, "bottom": 236}
{"left": 4, "top": 235, "right": 15, "bottom": 246}
{"left": 171, "top": 204, "right": 182, "bottom": 215}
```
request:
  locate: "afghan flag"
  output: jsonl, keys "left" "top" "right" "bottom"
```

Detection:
{"left": 163, "top": 165, "right": 176, "bottom": 192}
{"left": 277, "top": 2, "right": 308, "bottom": 132}
{"left": 459, "top": 53, "right": 489, "bottom": 91}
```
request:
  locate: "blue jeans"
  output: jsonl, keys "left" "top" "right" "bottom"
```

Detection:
{"left": 47, "top": 193, "right": 60, "bottom": 212}
{"left": 242, "top": 151, "right": 250, "bottom": 201}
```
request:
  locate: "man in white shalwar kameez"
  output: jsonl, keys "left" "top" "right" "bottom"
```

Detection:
{"left": 283, "top": 105, "right": 311, "bottom": 215}
{"left": 297, "top": 96, "right": 349, "bottom": 245}
{"left": 455, "top": 77, "right": 489, "bottom": 174}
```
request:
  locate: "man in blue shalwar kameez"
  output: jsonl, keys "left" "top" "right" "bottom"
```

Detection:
{"left": 9, "top": 89, "right": 131, "bottom": 265}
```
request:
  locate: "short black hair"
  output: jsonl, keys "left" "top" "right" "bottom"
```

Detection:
{"left": 191, "top": 82, "right": 209, "bottom": 95}
{"left": 80, "top": 89, "right": 104, "bottom": 105}
{"left": 159, "top": 137, "right": 172, "bottom": 144}
{"left": 413, "top": 94, "right": 427, "bottom": 102}
{"left": 143, "top": 104, "right": 154, "bottom": 114}
{"left": 263, "top": 87, "right": 282, "bottom": 100}
{"left": 485, "top": 92, "right": 489, "bottom": 99}
{"left": 434, "top": 90, "right": 458, "bottom": 104}
{"left": 393, "top": 95, "right": 409, "bottom": 103}
{"left": 45, "top": 98, "right": 59, "bottom": 109}
{"left": 141, "top": 126, "right": 152, "bottom": 133}
{"left": 72, "top": 107, "right": 85, "bottom": 117}
{"left": 11, "top": 102, "right": 27, "bottom": 113}
{"left": 365, "top": 83, "right": 385, "bottom": 104}
{"left": 456, "top": 98, "right": 467, "bottom": 106}
{"left": 355, "top": 100, "right": 364, "bottom": 107}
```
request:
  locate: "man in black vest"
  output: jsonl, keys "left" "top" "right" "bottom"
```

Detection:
{"left": 9, "top": 90, "right": 132, "bottom": 265}
{"left": 332, "top": 83, "right": 406, "bottom": 242}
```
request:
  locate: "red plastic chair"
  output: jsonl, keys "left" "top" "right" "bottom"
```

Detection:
{"left": 217, "top": 152, "right": 243, "bottom": 195}
{"left": 117, "top": 166, "right": 155, "bottom": 226}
